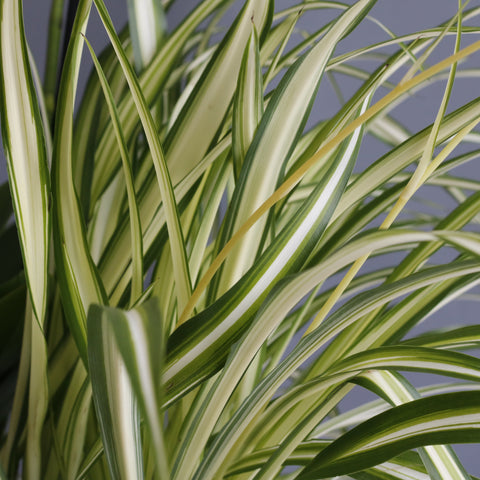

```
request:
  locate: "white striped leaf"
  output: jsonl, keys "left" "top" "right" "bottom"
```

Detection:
{"left": 212, "top": 0, "right": 376, "bottom": 296}
{"left": 87, "top": 304, "right": 144, "bottom": 480}
{"left": 166, "top": 95, "right": 369, "bottom": 406}
{"left": 335, "top": 97, "right": 480, "bottom": 224}
{"left": 307, "top": 189, "right": 480, "bottom": 376}
{"left": 191, "top": 259, "right": 480, "bottom": 478}
{"left": 0, "top": 6, "right": 51, "bottom": 478}
{"left": 355, "top": 370, "right": 470, "bottom": 480}
{"left": 297, "top": 391, "right": 480, "bottom": 479}
{"left": 97, "top": 11, "right": 480, "bottom": 315}
{"left": 232, "top": 27, "right": 263, "bottom": 179}
{"left": 0, "top": 0, "right": 50, "bottom": 325}
{"left": 126, "top": 0, "right": 166, "bottom": 72}
{"left": 88, "top": 298, "right": 168, "bottom": 479}
{"left": 93, "top": 0, "right": 273, "bottom": 306}
{"left": 227, "top": 447, "right": 433, "bottom": 479}
{"left": 73, "top": 33, "right": 130, "bottom": 211}
{"left": 162, "top": 0, "right": 273, "bottom": 187}
{"left": 93, "top": 0, "right": 193, "bottom": 313}
{"left": 52, "top": 0, "right": 107, "bottom": 363}
{"left": 170, "top": 224, "right": 480, "bottom": 403}
{"left": 402, "top": 325, "right": 480, "bottom": 350}
{"left": 169, "top": 98, "right": 371, "bottom": 480}
{"left": 26, "top": 302, "right": 49, "bottom": 478}
{"left": 42, "top": 361, "right": 90, "bottom": 479}
{"left": 90, "top": 0, "right": 236, "bottom": 205}
{"left": 99, "top": 134, "right": 231, "bottom": 305}
{"left": 83, "top": 35, "right": 144, "bottom": 305}
{"left": 240, "top": 348, "right": 480, "bottom": 480}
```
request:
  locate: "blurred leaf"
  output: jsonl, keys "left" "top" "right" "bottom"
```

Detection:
{"left": 0, "top": 224, "right": 23, "bottom": 284}
{"left": 0, "top": 182, "right": 13, "bottom": 232}
{"left": 126, "top": 0, "right": 166, "bottom": 71}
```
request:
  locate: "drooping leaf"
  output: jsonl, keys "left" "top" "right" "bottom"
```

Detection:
{"left": 297, "top": 392, "right": 480, "bottom": 479}
{"left": 167, "top": 94, "right": 370, "bottom": 409}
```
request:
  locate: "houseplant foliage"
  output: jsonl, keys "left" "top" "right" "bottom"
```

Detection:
{"left": 1, "top": 0, "right": 480, "bottom": 478}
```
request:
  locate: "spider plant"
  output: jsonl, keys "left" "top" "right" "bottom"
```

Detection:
{"left": 1, "top": 0, "right": 480, "bottom": 478}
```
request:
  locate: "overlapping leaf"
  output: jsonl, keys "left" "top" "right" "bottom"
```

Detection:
{"left": 298, "top": 392, "right": 480, "bottom": 479}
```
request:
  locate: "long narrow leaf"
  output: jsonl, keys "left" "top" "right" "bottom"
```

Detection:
{"left": 0, "top": 0, "right": 49, "bottom": 325}
{"left": 192, "top": 258, "right": 480, "bottom": 478}
{"left": 355, "top": 370, "right": 470, "bottom": 480}
{"left": 297, "top": 392, "right": 480, "bottom": 479}
{"left": 51, "top": 0, "right": 107, "bottom": 363}
{"left": 167, "top": 95, "right": 369, "bottom": 407}
{"left": 93, "top": 0, "right": 193, "bottom": 313}
{"left": 83, "top": 35, "right": 144, "bottom": 305}
{"left": 88, "top": 299, "right": 168, "bottom": 479}
{"left": 232, "top": 27, "right": 263, "bottom": 179}
{"left": 90, "top": 0, "right": 236, "bottom": 205}
{"left": 211, "top": 0, "right": 376, "bottom": 298}
{"left": 126, "top": 0, "right": 165, "bottom": 72}
{"left": 87, "top": 304, "right": 143, "bottom": 480}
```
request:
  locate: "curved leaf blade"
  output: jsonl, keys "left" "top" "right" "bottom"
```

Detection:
{"left": 87, "top": 304, "right": 143, "bottom": 480}
{"left": 0, "top": 0, "right": 50, "bottom": 324}
{"left": 82, "top": 34, "right": 143, "bottom": 306}
{"left": 126, "top": 0, "right": 165, "bottom": 71}
{"left": 51, "top": 0, "right": 107, "bottom": 363}
{"left": 93, "top": 0, "right": 193, "bottom": 313}
{"left": 168, "top": 95, "right": 369, "bottom": 405}
{"left": 297, "top": 392, "right": 480, "bottom": 479}
{"left": 89, "top": 299, "right": 168, "bottom": 479}
{"left": 214, "top": 0, "right": 377, "bottom": 295}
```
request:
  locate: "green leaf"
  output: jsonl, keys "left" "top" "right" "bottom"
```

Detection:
{"left": 87, "top": 304, "right": 143, "bottom": 480}
{"left": 350, "top": 451, "right": 430, "bottom": 480}
{"left": 355, "top": 370, "right": 471, "bottom": 480}
{"left": 52, "top": 0, "right": 107, "bottom": 363}
{"left": 90, "top": 0, "right": 236, "bottom": 205}
{"left": 163, "top": 0, "right": 273, "bottom": 187}
{"left": 88, "top": 298, "right": 168, "bottom": 479}
{"left": 192, "top": 258, "right": 480, "bottom": 479}
{"left": 75, "top": 438, "right": 103, "bottom": 480}
{"left": 402, "top": 325, "right": 480, "bottom": 350}
{"left": 168, "top": 94, "right": 370, "bottom": 407}
{"left": 126, "top": 0, "right": 166, "bottom": 72}
{"left": 297, "top": 392, "right": 480, "bottom": 479}
{"left": 93, "top": 0, "right": 193, "bottom": 313}
{"left": 82, "top": 34, "right": 144, "bottom": 306}
{"left": 0, "top": 0, "right": 50, "bottom": 325}
{"left": 50, "top": 364, "right": 91, "bottom": 480}
{"left": 232, "top": 27, "right": 263, "bottom": 179}
{"left": 109, "top": 298, "right": 169, "bottom": 479}
{"left": 212, "top": 0, "right": 377, "bottom": 297}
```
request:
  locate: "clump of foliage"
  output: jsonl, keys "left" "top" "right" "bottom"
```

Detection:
{"left": 1, "top": 0, "right": 480, "bottom": 479}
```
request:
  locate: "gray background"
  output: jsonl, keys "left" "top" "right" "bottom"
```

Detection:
{"left": 7, "top": 0, "right": 480, "bottom": 475}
